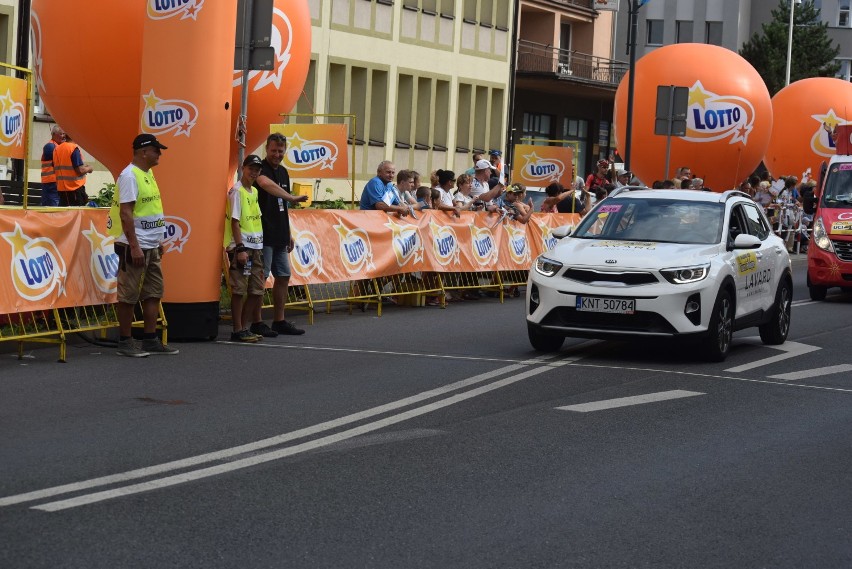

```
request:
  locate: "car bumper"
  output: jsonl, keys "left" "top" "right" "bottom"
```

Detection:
{"left": 526, "top": 270, "right": 716, "bottom": 338}
{"left": 807, "top": 242, "right": 852, "bottom": 287}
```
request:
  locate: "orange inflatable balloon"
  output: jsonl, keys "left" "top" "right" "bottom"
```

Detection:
{"left": 764, "top": 77, "right": 852, "bottom": 181}
{"left": 614, "top": 44, "right": 773, "bottom": 191}
{"left": 229, "top": 0, "right": 312, "bottom": 176}
{"left": 31, "top": 1, "right": 143, "bottom": 176}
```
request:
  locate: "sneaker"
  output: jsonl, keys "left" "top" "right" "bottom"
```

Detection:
{"left": 271, "top": 320, "right": 305, "bottom": 335}
{"left": 117, "top": 338, "right": 150, "bottom": 358}
{"left": 142, "top": 338, "right": 180, "bottom": 355}
{"left": 230, "top": 329, "right": 259, "bottom": 343}
{"left": 250, "top": 321, "right": 279, "bottom": 338}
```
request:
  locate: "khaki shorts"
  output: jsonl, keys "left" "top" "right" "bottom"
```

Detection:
{"left": 115, "top": 243, "right": 164, "bottom": 304}
{"left": 229, "top": 248, "right": 265, "bottom": 296}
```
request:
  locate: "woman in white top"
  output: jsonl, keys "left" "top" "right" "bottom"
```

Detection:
{"left": 453, "top": 173, "right": 479, "bottom": 210}
{"left": 434, "top": 169, "right": 462, "bottom": 217}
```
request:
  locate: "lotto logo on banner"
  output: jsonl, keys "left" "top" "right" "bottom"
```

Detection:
{"left": 0, "top": 78, "right": 27, "bottom": 160}
{"left": 162, "top": 216, "right": 191, "bottom": 253}
{"left": 334, "top": 219, "right": 375, "bottom": 274}
{"left": 82, "top": 221, "right": 118, "bottom": 294}
{"left": 147, "top": 0, "right": 204, "bottom": 20}
{"left": 504, "top": 223, "right": 530, "bottom": 265}
{"left": 273, "top": 124, "right": 349, "bottom": 179}
{"left": 533, "top": 219, "right": 559, "bottom": 251}
{"left": 141, "top": 89, "right": 198, "bottom": 137}
{"left": 386, "top": 219, "right": 424, "bottom": 268}
{"left": 428, "top": 221, "right": 460, "bottom": 266}
{"left": 1, "top": 223, "right": 67, "bottom": 302}
{"left": 470, "top": 224, "right": 498, "bottom": 266}
{"left": 233, "top": 7, "right": 293, "bottom": 92}
{"left": 290, "top": 226, "right": 325, "bottom": 277}
{"left": 511, "top": 145, "right": 574, "bottom": 188}
{"left": 684, "top": 80, "right": 755, "bottom": 145}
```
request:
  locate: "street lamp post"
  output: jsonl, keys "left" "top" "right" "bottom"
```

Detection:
{"left": 624, "top": 0, "right": 642, "bottom": 171}
{"left": 785, "top": 0, "right": 801, "bottom": 87}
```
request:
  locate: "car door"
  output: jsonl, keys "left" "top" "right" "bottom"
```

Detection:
{"left": 740, "top": 202, "right": 779, "bottom": 314}
{"left": 727, "top": 205, "right": 760, "bottom": 317}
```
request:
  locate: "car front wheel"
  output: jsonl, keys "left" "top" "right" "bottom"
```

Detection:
{"left": 528, "top": 323, "right": 564, "bottom": 352}
{"left": 759, "top": 278, "right": 791, "bottom": 345}
{"left": 807, "top": 272, "right": 827, "bottom": 301}
{"left": 702, "top": 289, "right": 733, "bottom": 362}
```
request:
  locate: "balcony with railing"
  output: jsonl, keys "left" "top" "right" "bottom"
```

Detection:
{"left": 517, "top": 39, "right": 628, "bottom": 88}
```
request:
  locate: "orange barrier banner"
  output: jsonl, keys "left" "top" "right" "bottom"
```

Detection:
{"left": 287, "top": 211, "right": 579, "bottom": 285}
{"left": 271, "top": 124, "right": 350, "bottom": 179}
{"left": 0, "top": 209, "right": 116, "bottom": 313}
{"left": 511, "top": 144, "right": 574, "bottom": 188}
{"left": 0, "top": 75, "right": 27, "bottom": 160}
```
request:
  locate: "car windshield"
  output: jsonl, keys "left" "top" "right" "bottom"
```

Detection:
{"left": 572, "top": 197, "right": 724, "bottom": 244}
{"left": 820, "top": 165, "right": 852, "bottom": 207}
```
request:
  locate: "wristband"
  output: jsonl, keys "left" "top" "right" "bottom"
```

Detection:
{"left": 235, "top": 244, "right": 247, "bottom": 253}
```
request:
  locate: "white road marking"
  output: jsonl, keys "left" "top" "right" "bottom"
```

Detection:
{"left": 556, "top": 390, "right": 705, "bottom": 413}
{"left": 33, "top": 362, "right": 569, "bottom": 512}
{"left": 768, "top": 364, "right": 852, "bottom": 381}
{"left": 0, "top": 354, "right": 566, "bottom": 508}
{"left": 724, "top": 338, "right": 821, "bottom": 373}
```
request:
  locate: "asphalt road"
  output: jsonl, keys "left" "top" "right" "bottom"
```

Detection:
{"left": 2, "top": 256, "right": 852, "bottom": 568}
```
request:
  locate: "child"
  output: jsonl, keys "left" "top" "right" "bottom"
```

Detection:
{"left": 225, "top": 155, "right": 266, "bottom": 343}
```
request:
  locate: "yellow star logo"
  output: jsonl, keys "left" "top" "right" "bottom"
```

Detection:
{"left": 287, "top": 132, "right": 305, "bottom": 151}
{"left": 1, "top": 224, "right": 31, "bottom": 257}
{"left": 688, "top": 81, "right": 713, "bottom": 108}
{"left": 81, "top": 221, "right": 114, "bottom": 254}
{"left": 811, "top": 108, "right": 846, "bottom": 130}
{"left": 0, "top": 89, "right": 13, "bottom": 115}
{"left": 143, "top": 89, "right": 161, "bottom": 110}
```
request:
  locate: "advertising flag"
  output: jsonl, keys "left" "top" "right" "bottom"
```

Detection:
{"left": 0, "top": 75, "right": 27, "bottom": 160}
{"left": 511, "top": 145, "right": 575, "bottom": 189}
{"left": 272, "top": 124, "right": 350, "bottom": 179}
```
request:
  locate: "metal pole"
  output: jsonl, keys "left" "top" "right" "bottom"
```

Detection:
{"left": 664, "top": 85, "right": 674, "bottom": 181}
{"left": 785, "top": 0, "right": 795, "bottom": 87}
{"left": 238, "top": 0, "right": 253, "bottom": 169}
{"left": 506, "top": 0, "right": 521, "bottom": 170}
{"left": 624, "top": 0, "right": 639, "bottom": 171}
{"left": 12, "top": 0, "right": 31, "bottom": 186}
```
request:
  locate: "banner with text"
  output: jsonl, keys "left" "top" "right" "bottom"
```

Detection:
{"left": 271, "top": 123, "right": 350, "bottom": 179}
{"left": 0, "top": 75, "right": 27, "bottom": 160}
{"left": 0, "top": 208, "right": 116, "bottom": 313}
{"left": 286, "top": 210, "right": 579, "bottom": 286}
{"left": 511, "top": 144, "right": 574, "bottom": 189}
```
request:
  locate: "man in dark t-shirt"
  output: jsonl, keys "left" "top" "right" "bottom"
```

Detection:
{"left": 250, "top": 133, "right": 308, "bottom": 337}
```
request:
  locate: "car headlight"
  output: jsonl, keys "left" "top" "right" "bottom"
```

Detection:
{"left": 534, "top": 256, "right": 563, "bottom": 277}
{"left": 660, "top": 264, "right": 710, "bottom": 284}
{"left": 812, "top": 217, "right": 834, "bottom": 252}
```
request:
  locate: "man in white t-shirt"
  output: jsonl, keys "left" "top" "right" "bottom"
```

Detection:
{"left": 111, "top": 134, "right": 178, "bottom": 357}
{"left": 469, "top": 159, "right": 504, "bottom": 203}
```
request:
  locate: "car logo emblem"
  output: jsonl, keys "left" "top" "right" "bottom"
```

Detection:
{"left": 605, "top": 259, "right": 617, "bottom": 264}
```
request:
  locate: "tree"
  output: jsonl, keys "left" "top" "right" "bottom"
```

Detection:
{"left": 739, "top": 0, "right": 840, "bottom": 96}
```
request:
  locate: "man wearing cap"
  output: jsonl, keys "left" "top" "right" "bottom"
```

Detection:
{"left": 614, "top": 169, "right": 631, "bottom": 189}
{"left": 251, "top": 132, "right": 310, "bottom": 338}
{"left": 226, "top": 155, "right": 266, "bottom": 343}
{"left": 586, "top": 159, "right": 610, "bottom": 192}
{"left": 488, "top": 149, "right": 507, "bottom": 186}
{"left": 110, "top": 134, "right": 178, "bottom": 357}
{"left": 470, "top": 159, "right": 504, "bottom": 202}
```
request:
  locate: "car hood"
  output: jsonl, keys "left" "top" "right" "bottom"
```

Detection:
{"left": 547, "top": 238, "right": 721, "bottom": 270}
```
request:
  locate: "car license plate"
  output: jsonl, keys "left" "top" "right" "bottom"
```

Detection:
{"left": 575, "top": 296, "right": 636, "bottom": 314}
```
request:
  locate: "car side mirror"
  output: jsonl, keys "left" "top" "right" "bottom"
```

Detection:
{"left": 731, "top": 234, "right": 761, "bottom": 250}
{"left": 553, "top": 225, "right": 573, "bottom": 239}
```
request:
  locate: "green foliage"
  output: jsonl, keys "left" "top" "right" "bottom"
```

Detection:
{"left": 94, "top": 183, "right": 116, "bottom": 208}
{"left": 739, "top": 0, "right": 840, "bottom": 96}
{"left": 311, "top": 188, "right": 351, "bottom": 210}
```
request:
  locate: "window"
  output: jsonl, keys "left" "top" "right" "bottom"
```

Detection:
{"left": 522, "top": 112, "right": 554, "bottom": 142}
{"left": 676, "top": 21, "right": 692, "bottom": 43}
{"left": 840, "top": 5, "right": 850, "bottom": 27}
{"left": 562, "top": 118, "right": 588, "bottom": 175}
{"left": 705, "top": 21, "right": 723, "bottom": 46}
{"left": 646, "top": 20, "right": 664, "bottom": 46}
{"left": 836, "top": 59, "right": 852, "bottom": 82}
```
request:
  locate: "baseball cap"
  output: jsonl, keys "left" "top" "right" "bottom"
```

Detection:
{"left": 597, "top": 159, "right": 609, "bottom": 168}
{"left": 132, "top": 133, "right": 167, "bottom": 150}
{"left": 475, "top": 159, "right": 493, "bottom": 170}
{"left": 616, "top": 169, "right": 629, "bottom": 177}
{"left": 488, "top": 149, "right": 502, "bottom": 157}
{"left": 243, "top": 154, "right": 263, "bottom": 168}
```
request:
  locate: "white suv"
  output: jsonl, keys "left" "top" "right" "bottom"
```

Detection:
{"left": 526, "top": 188, "right": 793, "bottom": 361}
